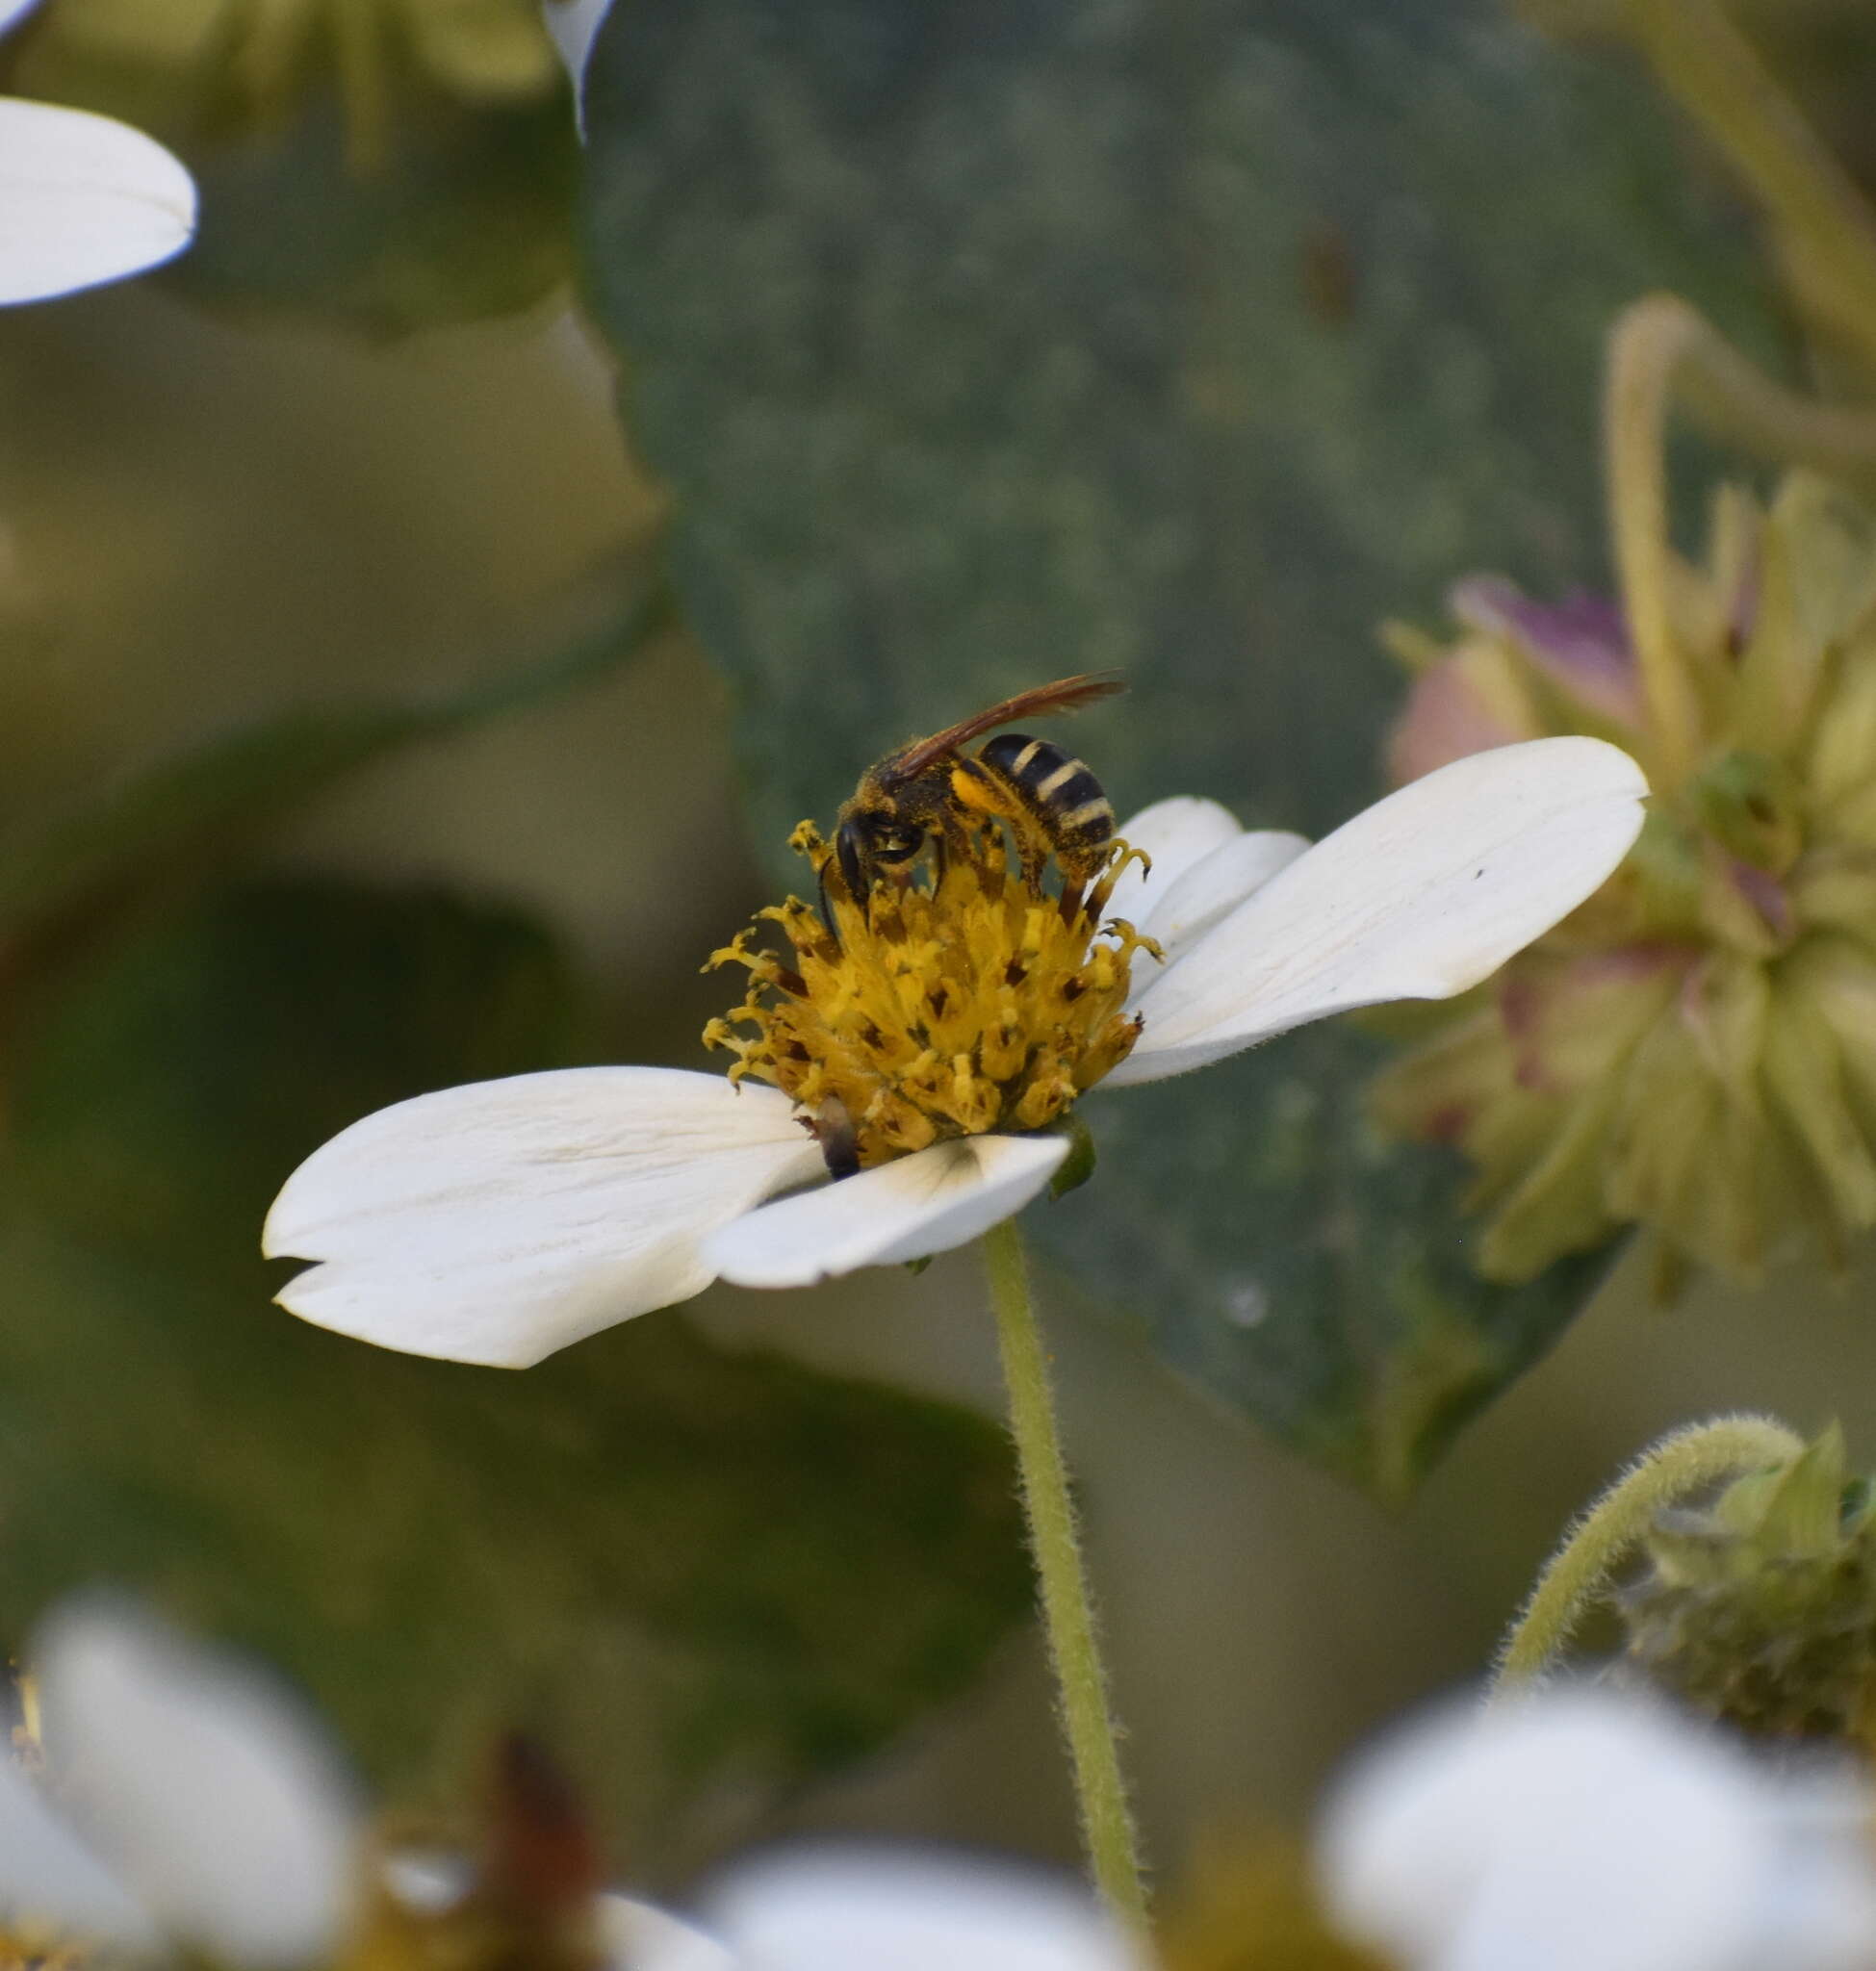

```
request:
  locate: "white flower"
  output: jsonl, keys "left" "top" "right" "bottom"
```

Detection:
{"left": 0, "top": 0, "right": 196, "bottom": 306}
{"left": 266, "top": 735, "right": 1646, "bottom": 1367}
{"left": 543, "top": 0, "right": 614, "bottom": 90}
{"left": 402, "top": 1840, "right": 1111, "bottom": 1971}
{"left": 0, "top": 1600, "right": 361, "bottom": 1964}
{"left": 1316, "top": 1685, "right": 1876, "bottom": 1971}
{"left": 621, "top": 1845, "right": 1142, "bottom": 1971}
{"left": 389, "top": 1854, "right": 734, "bottom": 1971}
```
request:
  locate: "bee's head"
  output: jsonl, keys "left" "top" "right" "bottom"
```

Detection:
{"left": 824, "top": 805, "right": 923, "bottom": 941}
{"left": 834, "top": 806, "right": 923, "bottom": 897}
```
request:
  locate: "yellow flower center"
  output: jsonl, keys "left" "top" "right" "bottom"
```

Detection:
{"left": 704, "top": 822, "right": 1159, "bottom": 1169}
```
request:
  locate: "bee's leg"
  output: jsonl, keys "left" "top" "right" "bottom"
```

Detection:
{"left": 1056, "top": 844, "right": 1105, "bottom": 923}
{"left": 1013, "top": 814, "right": 1052, "bottom": 898}
{"left": 808, "top": 1096, "right": 861, "bottom": 1179}
{"left": 934, "top": 807, "right": 981, "bottom": 891}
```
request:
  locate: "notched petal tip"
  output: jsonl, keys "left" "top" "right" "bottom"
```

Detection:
{"left": 262, "top": 1068, "right": 824, "bottom": 1366}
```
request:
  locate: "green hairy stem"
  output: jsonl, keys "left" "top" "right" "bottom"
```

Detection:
{"left": 1493, "top": 1412, "right": 1806, "bottom": 1692}
{"left": 983, "top": 1216, "right": 1149, "bottom": 1935}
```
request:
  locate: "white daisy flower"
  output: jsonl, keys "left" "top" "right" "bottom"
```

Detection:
{"left": 1316, "top": 1685, "right": 1876, "bottom": 1971}
{"left": 0, "top": 1600, "right": 726, "bottom": 1971}
{"left": 0, "top": 1600, "right": 361, "bottom": 1965}
{"left": 0, "top": 0, "right": 196, "bottom": 306}
{"left": 266, "top": 735, "right": 1646, "bottom": 1368}
{"left": 625, "top": 1845, "right": 1142, "bottom": 1971}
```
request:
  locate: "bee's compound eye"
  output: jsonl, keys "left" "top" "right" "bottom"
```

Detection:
{"left": 836, "top": 822, "right": 869, "bottom": 900}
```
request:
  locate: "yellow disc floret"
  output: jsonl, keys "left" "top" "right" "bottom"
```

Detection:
{"left": 704, "top": 822, "right": 1157, "bottom": 1169}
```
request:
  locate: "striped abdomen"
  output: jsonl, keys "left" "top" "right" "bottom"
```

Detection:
{"left": 976, "top": 731, "right": 1115, "bottom": 881}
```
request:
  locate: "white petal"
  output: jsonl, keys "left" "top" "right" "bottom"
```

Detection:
{"left": 0, "top": 1759, "right": 157, "bottom": 1953}
{"left": 380, "top": 1850, "right": 471, "bottom": 1915}
{"left": 601, "top": 1893, "right": 738, "bottom": 1971}
{"left": 35, "top": 1601, "right": 361, "bottom": 1968}
{"left": 1316, "top": 1688, "right": 1876, "bottom": 1971}
{"left": 0, "top": 99, "right": 195, "bottom": 306}
{"left": 544, "top": 0, "right": 613, "bottom": 85}
{"left": 1133, "top": 829, "right": 1309, "bottom": 964}
{"left": 705, "top": 1134, "right": 1068, "bottom": 1289}
{"left": 0, "top": 0, "right": 46, "bottom": 38}
{"left": 1110, "top": 737, "right": 1647, "bottom": 1085}
{"left": 700, "top": 1847, "right": 1143, "bottom": 1971}
{"left": 266, "top": 1067, "right": 826, "bottom": 1367}
{"left": 1102, "top": 796, "right": 1245, "bottom": 928}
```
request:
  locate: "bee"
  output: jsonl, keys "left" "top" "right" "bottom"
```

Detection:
{"left": 832, "top": 673, "right": 1125, "bottom": 912}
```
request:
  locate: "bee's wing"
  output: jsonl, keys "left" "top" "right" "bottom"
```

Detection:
{"left": 885, "top": 674, "right": 1125, "bottom": 781}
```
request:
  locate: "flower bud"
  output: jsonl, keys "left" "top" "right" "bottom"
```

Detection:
{"left": 1618, "top": 1425, "right": 1876, "bottom": 1750}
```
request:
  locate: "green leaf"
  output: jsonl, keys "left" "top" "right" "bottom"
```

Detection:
{"left": 578, "top": 0, "right": 1778, "bottom": 1489}
{"left": 12, "top": 881, "right": 591, "bottom": 1271}
{"left": 0, "top": 555, "right": 668, "bottom": 1001}
{"left": 1063, "top": 1026, "right": 1615, "bottom": 1505}
{"left": 1, "top": 879, "right": 1029, "bottom": 1867}
{"left": 0, "top": 1200, "right": 1030, "bottom": 1873}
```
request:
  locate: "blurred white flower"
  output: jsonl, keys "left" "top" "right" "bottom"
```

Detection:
{"left": 603, "top": 1890, "right": 740, "bottom": 1971}
{"left": 0, "top": 1599, "right": 361, "bottom": 1964}
{"left": 543, "top": 0, "right": 613, "bottom": 90}
{"left": 621, "top": 1845, "right": 1142, "bottom": 1971}
{"left": 1316, "top": 1685, "right": 1876, "bottom": 1971}
{"left": 265, "top": 738, "right": 1646, "bottom": 1366}
{"left": 0, "top": 0, "right": 196, "bottom": 306}
{"left": 387, "top": 1849, "right": 732, "bottom": 1971}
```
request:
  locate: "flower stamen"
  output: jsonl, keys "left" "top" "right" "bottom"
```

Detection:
{"left": 706, "top": 822, "right": 1158, "bottom": 1169}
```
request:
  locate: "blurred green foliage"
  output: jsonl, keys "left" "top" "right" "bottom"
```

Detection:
{"left": 0, "top": 554, "right": 665, "bottom": 1002}
{"left": 2, "top": 0, "right": 579, "bottom": 331}
{"left": 0, "top": 550, "right": 1031, "bottom": 1868}
{"left": 0, "top": 1188, "right": 1030, "bottom": 1873}
{"left": 578, "top": 0, "right": 1784, "bottom": 1494}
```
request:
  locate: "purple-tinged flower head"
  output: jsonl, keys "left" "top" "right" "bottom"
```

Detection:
{"left": 1452, "top": 577, "right": 1646, "bottom": 730}
{"left": 1375, "top": 472, "right": 1876, "bottom": 1287}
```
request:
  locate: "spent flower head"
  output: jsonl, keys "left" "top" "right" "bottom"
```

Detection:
{"left": 1377, "top": 372, "right": 1876, "bottom": 1288}
{"left": 265, "top": 698, "right": 1643, "bottom": 1366}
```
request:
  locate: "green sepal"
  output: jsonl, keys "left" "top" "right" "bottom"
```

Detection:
{"left": 1620, "top": 1422, "right": 1876, "bottom": 1747}
{"left": 1046, "top": 1113, "right": 1098, "bottom": 1202}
